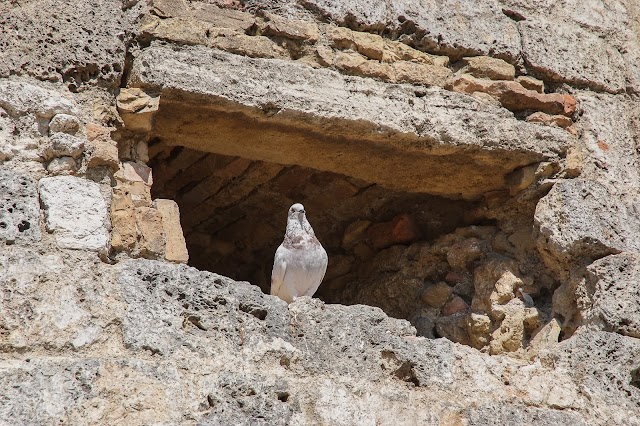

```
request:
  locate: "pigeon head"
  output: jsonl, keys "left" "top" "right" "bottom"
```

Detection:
{"left": 288, "top": 203, "right": 306, "bottom": 223}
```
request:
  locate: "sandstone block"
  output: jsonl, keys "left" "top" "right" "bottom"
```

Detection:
{"left": 48, "top": 113, "right": 80, "bottom": 135}
{"left": 467, "top": 313, "right": 491, "bottom": 349}
{"left": 155, "top": 199, "right": 189, "bottom": 264}
{"left": 527, "top": 318, "right": 561, "bottom": 359}
{"left": 135, "top": 206, "right": 165, "bottom": 258}
{"left": 47, "top": 157, "right": 76, "bottom": 174}
{"left": 506, "top": 162, "right": 556, "bottom": 195}
{"left": 0, "top": 170, "right": 41, "bottom": 244}
{"left": 42, "top": 133, "right": 85, "bottom": 160}
{"left": 391, "top": 61, "right": 453, "bottom": 87}
{"left": 459, "top": 56, "right": 515, "bottom": 80}
{"left": 327, "top": 26, "right": 385, "bottom": 61}
{"left": 116, "top": 88, "right": 160, "bottom": 132}
{"left": 383, "top": 40, "right": 449, "bottom": 67}
{"left": 39, "top": 176, "right": 109, "bottom": 251}
{"left": 259, "top": 13, "right": 319, "bottom": 42}
{"left": 212, "top": 34, "right": 287, "bottom": 59}
{"left": 516, "top": 76, "right": 544, "bottom": 93}
{"left": 86, "top": 124, "right": 119, "bottom": 171}
{"left": 367, "top": 213, "right": 421, "bottom": 249}
{"left": 421, "top": 282, "right": 453, "bottom": 309}
{"left": 110, "top": 186, "right": 137, "bottom": 251}
{"left": 489, "top": 298, "right": 525, "bottom": 354}
{"left": 334, "top": 51, "right": 394, "bottom": 80}
{"left": 449, "top": 74, "right": 576, "bottom": 116}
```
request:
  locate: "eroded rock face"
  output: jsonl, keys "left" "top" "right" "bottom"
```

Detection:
{"left": 3, "top": 0, "right": 640, "bottom": 423}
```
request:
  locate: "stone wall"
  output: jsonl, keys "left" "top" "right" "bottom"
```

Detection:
{"left": 2, "top": 0, "right": 640, "bottom": 424}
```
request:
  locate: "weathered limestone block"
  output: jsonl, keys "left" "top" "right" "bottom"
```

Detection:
{"left": 579, "top": 253, "right": 640, "bottom": 338}
{"left": 535, "top": 179, "right": 640, "bottom": 272}
{"left": 526, "top": 318, "right": 561, "bottom": 360}
{"left": 333, "top": 50, "right": 394, "bottom": 80}
{"left": 259, "top": 13, "right": 320, "bottom": 41}
{"left": 0, "top": 170, "right": 41, "bottom": 243}
{"left": 459, "top": 56, "right": 515, "bottom": 80}
{"left": 0, "top": 81, "right": 76, "bottom": 120}
{"left": 149, "top": 0, "right": 255, "bottom": 32}
{"left": 490, "top": 298, "right": 526, "bottom": 354}
{"left": 48, "top": 113, "right": 80, "bottom": 135}
{"left": 506, "top": 162, "right": 555, "bottom": 195}
{"left": 519, "top": 18, "right": 626, "bottom": 93}
{"left": 0, "top": 1, "right": 131, "bottom": 87}
{"left": 42, "top": 133, "right": 85, "bottom": 160}
{"left": 446, "top": 238, "right": 485, "bottom": 270}
{"left": 449, "top": 74, "right": 576, "bottom": 116}
{"left": 155, "top": 199, "right": 189, "bottom": 264}
{"left": 38, "top": 176, "right": 109, "bottom": 251}
{"left": 46, "top": 157, "right": 76, "bottom": 174}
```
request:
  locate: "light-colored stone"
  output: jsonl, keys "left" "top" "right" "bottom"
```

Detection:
{"left": 579, "top": 253, "right": 640, "bottom": 338}
{"left": 519, "top": 18, "right": 626, "bottom": 93}
{"left": 0, "top": 81, "right": 76, "bottom": 119}
{"left": 391, "top": 60, "right": 453, "bottom": 87}
{"left": 212, "top": 34, "right": 287, "bottom": 59}
{"left": 535, "top": 179, "right": 640, "bottom": 276}
{"left": 38, "top": 176, "right": 109, "bottom": 251}
{"left": 527, "top": 318, "right": 561, "bottom": 359}
{"left": 260, "top": 13, "right": 320, "bottom": 41}
{"left": 42, "top": 133, "right": 85, "bottom": 160}
{"left": 334, "top": 50, "right": 394, "bottom": 80}
{"left": 116, "top": 88, "right": 160, "bottom": 132}
{"left": 155, "top": 199, "right": 189, "bottom": 264}
{"left": 47, "top": 156, "right": 76, "bottom": 174}
{"left": 48, "top": 113, "right": 80, "bottom": 135}
{"left": 115, "top": 161, "right": 153, "bottom": 186}
{"left": 459, "top": 56, "right": 515, "bottom": 80}
{"left": 86, "top": 123, "right": 119, "bottom": 170}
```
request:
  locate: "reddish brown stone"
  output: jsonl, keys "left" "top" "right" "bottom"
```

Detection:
{"left": 597, "top": 140, "right": 610, "bottom": 151}
{"left": 442, "top": 296, "right": 470, "bottom": 316}
{"left": 367, "top": 213, "right": 422, "bottom": 249}
{"left": 448, "top": 74, "right": 576, "bottom": 117}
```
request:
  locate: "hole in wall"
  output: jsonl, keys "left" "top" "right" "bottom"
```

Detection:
{"left": 148, "top": 139, "right": 559, "bottom": 353}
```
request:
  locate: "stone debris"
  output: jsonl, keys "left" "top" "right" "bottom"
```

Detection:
{"left": 367, "top": 213, "right": 422, "bottom": 250}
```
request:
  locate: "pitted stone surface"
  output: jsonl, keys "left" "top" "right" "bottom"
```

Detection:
{"left": 0, "top": 169, "right": 41, "bottom": 244}
{"left": 38, "top": 176, "right": 109, "bottom": 251}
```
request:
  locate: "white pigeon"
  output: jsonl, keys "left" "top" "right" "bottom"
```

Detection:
{"left": 270, "top": 203, "right": 328, "bottom": 304}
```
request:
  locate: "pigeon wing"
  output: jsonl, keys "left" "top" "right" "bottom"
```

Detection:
{"left": 270, "top": 244, "right": 288, "bottom": 297}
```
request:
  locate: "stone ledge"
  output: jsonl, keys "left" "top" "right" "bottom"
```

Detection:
{"left": 127, "top": 43, "right": 572, "bottom": 199}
